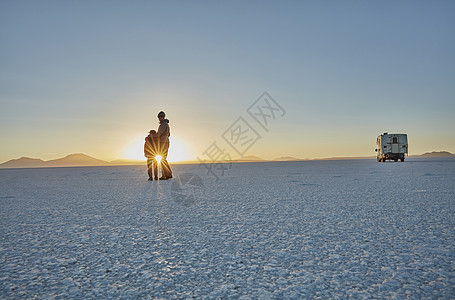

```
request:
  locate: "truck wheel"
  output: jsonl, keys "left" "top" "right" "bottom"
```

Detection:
{"left": 400, "top": 158, "right": 404, "bottom": 162}
{"left": 394, "top": 159, "right": 398, "bottom": 162}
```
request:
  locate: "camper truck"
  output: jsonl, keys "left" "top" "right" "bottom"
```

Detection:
{"left": 376, "top": 133, "right": 408, "bottom": 162}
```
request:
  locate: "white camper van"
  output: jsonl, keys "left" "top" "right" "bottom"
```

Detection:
{"left": 376, "top": 133, "right": 408, "bottom": 162}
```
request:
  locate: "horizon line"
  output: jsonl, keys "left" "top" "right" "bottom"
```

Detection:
{"left": 1, "top": 151, "right": 454, "bottom": 168}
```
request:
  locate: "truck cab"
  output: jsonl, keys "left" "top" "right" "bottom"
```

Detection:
{"left": 376, "top": 133, "right": 408, "bottom": 162}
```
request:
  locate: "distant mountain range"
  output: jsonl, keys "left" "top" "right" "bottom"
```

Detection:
{"left": 411, "top": 151, "right": 454, "bottom": 158}
{"left": 0, "top": 151, "right": 453, "bottom": 169}
{"left": 0, "top": 154, "right": 141, "bottom": 169}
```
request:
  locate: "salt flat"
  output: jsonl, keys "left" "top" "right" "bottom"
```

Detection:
{"left": 1, "top": 158, "right": 454, "bottom": 298}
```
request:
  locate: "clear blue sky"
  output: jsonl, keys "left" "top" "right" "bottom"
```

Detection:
{"left": 1, "top": 0, "right": 454, "bottom": 162}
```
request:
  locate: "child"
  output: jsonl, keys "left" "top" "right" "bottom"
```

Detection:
{"left": 144, "top": 130, "right": 158, "bottom": 180}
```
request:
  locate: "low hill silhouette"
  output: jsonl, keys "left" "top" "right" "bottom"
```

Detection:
{"left": 235, "top": 155, "right": 266, "bottom": 162}
{"left": 0, "top": 157, "right": 46, "bottom": 168}
{"left": 0, "top": 154, "right": 110, "bottom": 169}
{"left": 274, "top": 156, "right": 301, "bottom": 161}
{"left": 412, "top": 151, "right": 454, "bottom": 158}
{"left": 45, "top": 154, "right": 110, "bottom": 167}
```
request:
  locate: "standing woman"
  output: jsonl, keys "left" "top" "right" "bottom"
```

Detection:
{"left": 153, "top": 111, "right": 173, "bottom": 180}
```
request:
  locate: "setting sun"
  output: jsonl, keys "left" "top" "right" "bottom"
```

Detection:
{"left": 122, "top": 134, "right": 191, "bottom": 162}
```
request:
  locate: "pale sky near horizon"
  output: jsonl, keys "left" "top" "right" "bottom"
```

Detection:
{"left": 1, "top": 0, "right": 454, "bottom": 163}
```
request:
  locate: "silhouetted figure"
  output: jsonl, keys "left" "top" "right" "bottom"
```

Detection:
{"left": 152, "top": 111, "right": 173, "bottom": 180}
{"left": 144, "top": 130, "right": 158, "bottom": 180}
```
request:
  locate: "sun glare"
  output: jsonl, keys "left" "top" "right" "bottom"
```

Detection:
{"left": 123, "top": 134, "right": 191, "bottom": 162}
{"left": 155, "top": 155, "right": 162, "bottom": 163}
{"left": 168, "top": 136, "right": 191, "bottom": 162}
{"left": 123, "top": 135, "right": 147, "bottom": 161}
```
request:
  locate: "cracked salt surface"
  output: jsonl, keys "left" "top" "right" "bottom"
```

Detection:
{"left": 1, "top": 158, "right": 454, "bottom": 298}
